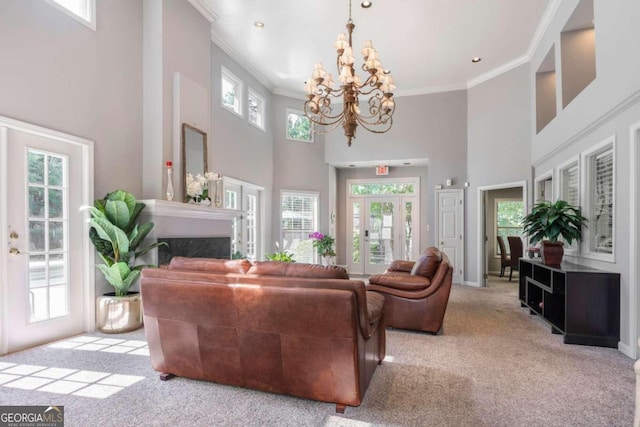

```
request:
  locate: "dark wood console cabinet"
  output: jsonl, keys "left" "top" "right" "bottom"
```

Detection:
{"left": 518, "top": 258, "right": 620, "bottom": 347}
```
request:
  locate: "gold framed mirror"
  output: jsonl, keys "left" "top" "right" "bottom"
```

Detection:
{"left": 181, "top": 123, "right": 208, "bottom": 202}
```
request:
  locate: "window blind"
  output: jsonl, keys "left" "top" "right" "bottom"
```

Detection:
{"left": 560, "top": 162, "right": 579, "bottom": 207}
{"left": 589, "top": 148, "right": 614, "bottom": 254}
{"left": 281, "top": 192, "right": 318, "bottom": 263}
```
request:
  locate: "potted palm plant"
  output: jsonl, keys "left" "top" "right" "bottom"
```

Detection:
{"left": 521, "top": 200, "right": 587, "bottom": 266}
{"left": 85, "top": 190, "right": 166, "bottom": 333}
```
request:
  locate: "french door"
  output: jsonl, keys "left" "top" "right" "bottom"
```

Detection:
{"left": 1, "top": 118, "right": 93, "bottom": 354}
{"left": 225, "top": 179, "right": 262, "bottom": 261}
{"left": 347, "top": 178, "right": 419, "bottom": 275}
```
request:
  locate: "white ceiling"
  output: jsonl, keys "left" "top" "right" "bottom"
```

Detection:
{"left": 201, "top": 0, "right": 556, "bottom": 98}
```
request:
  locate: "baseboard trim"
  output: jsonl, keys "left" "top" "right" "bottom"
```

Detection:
{"left": 464, "top": 281, "right": 481, "bottom": 288}
{"left": 618, "top": 341, "right": 634, "bottom": 359}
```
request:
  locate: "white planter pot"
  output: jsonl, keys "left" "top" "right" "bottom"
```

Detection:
{"left": 96, "top": 293, "right": 143, "bottom": 334}
{"left": 321, "top": 255, "right": 336, "bottom": 266}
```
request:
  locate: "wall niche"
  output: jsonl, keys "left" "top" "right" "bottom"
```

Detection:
{"left": 560, "top": 0, "right": 596, "bottom": 108}
{"left": 536, "top": 46, "right": 557, "bottom": 133}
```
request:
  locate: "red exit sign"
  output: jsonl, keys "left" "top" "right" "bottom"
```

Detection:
{"left": 375, "top": 165, "right": 389, "bottom": 175}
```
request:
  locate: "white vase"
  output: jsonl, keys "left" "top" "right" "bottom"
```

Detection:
{"left": 321, "top": 255, "right": 335, "bottom": 266}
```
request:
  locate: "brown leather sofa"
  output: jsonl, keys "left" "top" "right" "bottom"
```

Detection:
{"left": 367, "top": 247, "right": 453, "bottom": 334}
{"left": 140, "top": 257, "right": 386, "bottom": 413}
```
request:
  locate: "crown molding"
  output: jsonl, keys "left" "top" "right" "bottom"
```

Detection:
{"left": 394, "top": 83, "right": 467, "bottom": 97}
{"left": 466, "top": 54, "right": 530, "bottom": 89}
{"left": 466, "top": 0, "right": 561, "bottom": 89}
{"left": 210, "top": 29, "right": 275, "bottom": 93}
{"left": 187, "top": 0, "right": 218, "bottom": 23}
{"left": 526, "top": 0, "right": 562, "bottom": 58}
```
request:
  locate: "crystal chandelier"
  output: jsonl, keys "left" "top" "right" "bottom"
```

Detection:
{"left": 303, "top": 0, "right": 396, "bottom": 147}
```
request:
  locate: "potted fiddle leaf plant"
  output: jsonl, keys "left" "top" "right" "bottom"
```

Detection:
{"left": 85, "top": 189, "right": 166, "bottom": 333}
{"left": 521, "top": 200, "right": 587, "bottom": 266}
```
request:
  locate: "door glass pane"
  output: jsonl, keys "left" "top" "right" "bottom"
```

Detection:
{"left": 404, "top": 201, "right": 413, "bottom": 260}
{"left": 352, "top": 202, "right": 360, "bottom": 263}
{"left": 49, "top": 188, "right": 63, "bottom": 218}
{"left": 29, "top": 221, "right": 46, "bottom": 251}
{"left": 368, "top": 202, "right": 394, "bottom": 264}
{"left": 48, "top": 156, "right": 63, "bottom": 186}
{"left": 26, "top": 150, "right": 69, "bottom": 323}
{"left": 29, "top": 187, "right": 45, "bottom": 217}
{"left": 49, "top": 221, "right": 64, "bottom": 250}
{"left": 28, "top": 152, "right": 45, "bottom": 184}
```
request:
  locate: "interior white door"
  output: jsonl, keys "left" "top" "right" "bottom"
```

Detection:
{"left": 3, "top": 127, "right": 87, "bottom": 353}
{"left": 437, "top": 189, "right": 464, "bottom": 284}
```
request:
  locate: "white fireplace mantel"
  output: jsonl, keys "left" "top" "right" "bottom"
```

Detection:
{"left": 137, "top": 200, "right": 238, "bottom": 265}
{"left": 139, "top": 199, "right": 240, "bottom": 221}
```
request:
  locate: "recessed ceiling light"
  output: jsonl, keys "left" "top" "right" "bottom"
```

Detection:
{"left": 383, "top": 69, "right": 391, "bottom": 74}
{"left": 349, "top": 164, "right": 356, "bottom": 167}
{"left": 254, "top": 21, "right": 265, "bottom": 28}
{"left": 471, "top": 57, "right": 482, "bottom": 63}
{"left": 403, "top": 162, "right": 411, "bottom": 165}
{"left": 361, "top": 1, "right": 372, "bottom": 8}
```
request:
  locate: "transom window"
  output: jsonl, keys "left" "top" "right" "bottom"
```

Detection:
{"left": 286, "top": 109, "right": 313, "bottom": 143}
{"left": 221, "top": 66, "right": 243, "bottom": 117}
{"left": 280, "top": 191, "right": 318, "bottom": 263}
{"left": 46, "top": 0, "right": 96, "bottom": 30}
{"left": 248, "top": 89, "right": 265, "bottom": 131}
{"left": 350, "top": 183, "right": 415, "bottom": 195}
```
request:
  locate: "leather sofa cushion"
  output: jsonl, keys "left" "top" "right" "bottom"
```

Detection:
{"left": 387, "top": 260, "right": 414, "bottom": 273}
{"left": 168, "top": 257, "right": 251, "bottom": 274}
{"left": 368, "top": 274, "right": 431, "bottom": 290}
{"left": 410, "top": 247, "right": 442, "bottom": 278}
{"left": 248, "top": 261, "right": 349, "bottom": 279}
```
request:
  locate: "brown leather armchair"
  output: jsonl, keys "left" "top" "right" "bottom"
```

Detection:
{"left": 367, "top": 247, "right": 453, "bottom": 334}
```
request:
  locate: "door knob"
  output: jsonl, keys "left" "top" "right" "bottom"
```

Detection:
{"left": 9, "top": 247, "right": 20, "bottom": 255}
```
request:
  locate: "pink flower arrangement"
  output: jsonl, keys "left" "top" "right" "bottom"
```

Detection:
{"left": 309, "top": 231, "right": 336, "bottom": 257}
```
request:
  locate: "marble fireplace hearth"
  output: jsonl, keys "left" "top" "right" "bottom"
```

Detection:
{"left": 157, "top": 237, "right": 231, "bottom": 265}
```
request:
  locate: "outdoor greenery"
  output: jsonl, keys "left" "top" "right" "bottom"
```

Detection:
{"left": 496, "top": 200, "right": 524, "bottom": 254}
{"left": 286, "top": 110, "right": 312, "bottom": 142}
{"left": 85, "top": 190, "right": 166, "bottom": 296}
{"left": 522, "top": 200, "right": 588, "bottom": 245}
{"left": 350, "top": 183, "right": 414, "bottom": 195}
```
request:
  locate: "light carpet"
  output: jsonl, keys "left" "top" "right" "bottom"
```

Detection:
{"left": 0, "top": 278, "right": 634, "bottom": 426}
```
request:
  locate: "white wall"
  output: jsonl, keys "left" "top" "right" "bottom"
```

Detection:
{"left": 271, "top": 95, "right": 330, "bottom": 255}
{"left": 0, "top": 0, "right": 143, "bottom": 198}
{"left": 210, "top": 43, "right": 274, "bottom": 254}
{"left": 529, "top": 0, "right": 640, "bottom": 357}
{"left": 326, "top": 91, "right": 468, "bottom": 249}
{"left": 466, "top": 63, "right": 532, "bottom": 284}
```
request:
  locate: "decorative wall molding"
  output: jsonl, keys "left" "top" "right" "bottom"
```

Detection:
{"left": 187, "top": 0, "right": 218, "bottom": 23}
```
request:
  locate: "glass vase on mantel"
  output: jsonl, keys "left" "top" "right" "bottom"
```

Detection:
{"left": 212, "top": 174, "right": 223, "bottom": 208}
